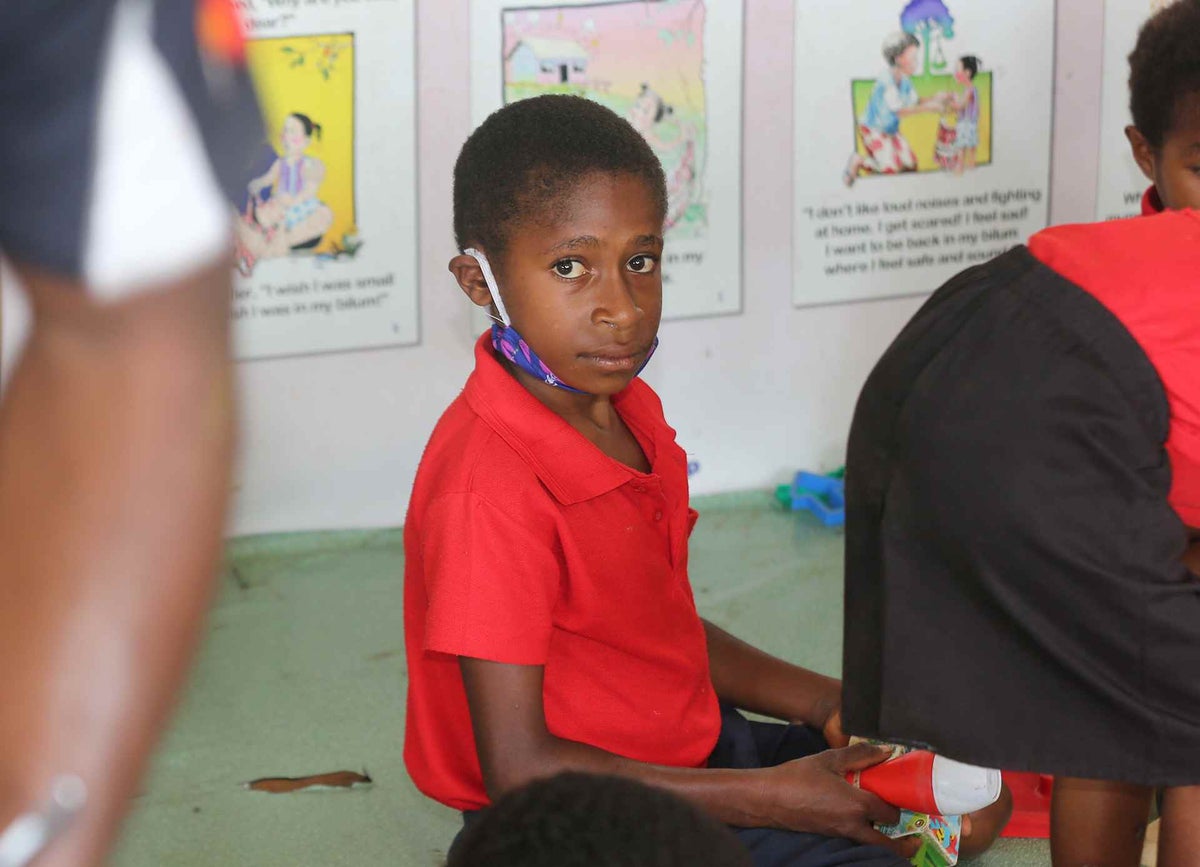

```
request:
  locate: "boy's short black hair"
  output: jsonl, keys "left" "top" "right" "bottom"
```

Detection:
{"left": 453, "top": 95, "right": 668, "bottom": 254}
{"left": 960, "top": 55, "right": 980, "bottom": 80}
{"left": 1129, "top": 0, "right": 1200, "bottom": 148}
{"left": 446, "top": 772, "right": 750, "bottom": 867}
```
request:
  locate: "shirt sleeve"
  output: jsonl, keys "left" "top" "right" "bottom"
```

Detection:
{"left": 883, "top": 81, "right": 905, "bottom": 113}
{"left": 0, "top": 0, "right": 261, "bottom": 293}
{"left": 420, "top": 492, "right": 562, "bottom": 665}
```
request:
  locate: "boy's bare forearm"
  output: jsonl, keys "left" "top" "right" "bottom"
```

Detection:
{"left": 0, "top": 260, "right": 235, "bottom": 867}
{"left": 702, "top": 619, "right": 840, "bottom": 726}
{"left": 496, "top": 735, "right": 770, "bottom": 828}
{"left": 482, "top": 727, "right": 908, "bottom": 852}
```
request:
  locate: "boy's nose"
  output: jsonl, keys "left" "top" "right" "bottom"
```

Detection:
{"left": 592, "top": 272, "right": 642, "bottom": 331}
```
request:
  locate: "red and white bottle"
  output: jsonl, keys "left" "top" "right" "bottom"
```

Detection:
{"left": 847, "top": 750, "right": 1001, "bottom": 815}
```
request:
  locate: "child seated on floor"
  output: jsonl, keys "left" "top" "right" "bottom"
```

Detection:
{"left": 402, "top": 94, "right": 1009, "bottom": 866}
{"left": 841, "top": 4, "right": 1200, "bottom": 866}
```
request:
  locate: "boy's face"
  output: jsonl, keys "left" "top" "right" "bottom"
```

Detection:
{"left": 896, "top": 45, "right": 919, "bottom": 77}
{"left": 1126, "top": 92, "right": 1200, "bottom": 211}
{"left": 468, "top": 172, "right": 664, "bottom": 397}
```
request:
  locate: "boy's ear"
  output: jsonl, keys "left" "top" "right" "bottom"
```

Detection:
{"left": 1125, "top": 125, "right": 1158, "bottom": 182}
{"left": 448, "top": 253, "right": 494, "bottom": 309}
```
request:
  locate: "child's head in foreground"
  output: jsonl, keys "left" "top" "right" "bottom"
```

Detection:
{"left": 1126, "top": 0, "right": 1200, "bottom": 210}
{"left": 446, "top": 772, "right": 750, "bottom": 867}
{"left": 449, "top": 95, "right": 668, "bottom": 398}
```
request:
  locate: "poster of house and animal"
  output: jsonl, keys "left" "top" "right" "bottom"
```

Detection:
{"left": 471, "top": 0, "right": 744, "bottom": 321}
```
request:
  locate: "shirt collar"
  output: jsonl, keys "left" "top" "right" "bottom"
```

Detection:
{"left": 463, "top": 332, "right": 655, "bottom": 505}
{"left": 1142, "top": 185, "right": 1164, "bottom": 216}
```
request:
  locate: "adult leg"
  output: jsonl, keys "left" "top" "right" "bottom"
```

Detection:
{"left": 1050, "top": 777, "right": 1153, "bottom": 867}
{"left": 0, "top": 259, "right": 236, "bottom": 867}
{"left": 1157, "top": 785, "right": 1200, "bottom": 866}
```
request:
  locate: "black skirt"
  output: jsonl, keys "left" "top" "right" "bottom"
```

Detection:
{"left": 842, "top": 246, "right": 1200, "bottom": 785}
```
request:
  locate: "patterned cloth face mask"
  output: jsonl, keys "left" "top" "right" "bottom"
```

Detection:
{"left": 463, "top": 248, "right": 658, "bottom": 395}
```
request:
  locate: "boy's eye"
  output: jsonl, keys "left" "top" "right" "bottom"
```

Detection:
{"left": 553, "top": 259, "right": 586, "bottom": 278}
{"left": 627, "top": 255, "right": 658, "bottom": 274}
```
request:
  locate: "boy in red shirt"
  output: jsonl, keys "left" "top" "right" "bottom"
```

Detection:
{"left": 404, "top": 96, "right": 1006, "bottom": 865}
{"left": 1124, "top": 0, "right": 1200, "bottom": 217}
{"left": 842, "top": 4, "right": 1200, "bottom": 864}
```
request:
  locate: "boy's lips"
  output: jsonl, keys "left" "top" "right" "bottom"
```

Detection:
{"left": 579, "top": 344, "right": 650, "bottom": 371}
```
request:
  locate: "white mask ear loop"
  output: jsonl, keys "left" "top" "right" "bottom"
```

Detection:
{"left": 463, "top": 248, "right": 510, "bottom": 327}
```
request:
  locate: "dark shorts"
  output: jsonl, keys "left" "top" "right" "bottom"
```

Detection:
{"left": 0, "top": 0, "right": 260, "bottom": 288}
{"left": 842, "top": 246, "right": 1200, "bottom": 785}
{"left": 455, "top": 705, "right": 906, "bottom": 867}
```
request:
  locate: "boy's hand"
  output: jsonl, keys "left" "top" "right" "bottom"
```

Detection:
{"left": 758, "top": 744, "right": 920, "bottom": 857}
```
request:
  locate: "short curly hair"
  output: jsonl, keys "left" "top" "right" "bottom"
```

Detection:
{"left": 1129, "top": 0, "right": 1200, "bottom": 148}
{"left": 447, "top": 772, "right": 750, "bottom": 867}
{"left": 453, "top": 95, "right": 667, "bottom": 255}
{"left": 883, "top": 31, "right": 920, "bottom": 67}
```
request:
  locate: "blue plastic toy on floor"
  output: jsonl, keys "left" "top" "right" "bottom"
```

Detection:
{"left": 776, "top": 470, "right": 846, "bottom": 527}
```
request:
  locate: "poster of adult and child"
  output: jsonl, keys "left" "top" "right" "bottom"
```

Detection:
{"left": 792, "top": 0, "right": 1054, "bottom": 308}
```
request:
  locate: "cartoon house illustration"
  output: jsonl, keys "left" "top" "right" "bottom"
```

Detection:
{"left": 506, "top": 37, "right": 589, "bottom": 85}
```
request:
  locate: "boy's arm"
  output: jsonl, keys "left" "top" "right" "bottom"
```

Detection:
{"left": 702, "top": 620, "right": 843, "bottom": 739}
{"left": 459, "top": 657, "right": 914, "bottom": 855}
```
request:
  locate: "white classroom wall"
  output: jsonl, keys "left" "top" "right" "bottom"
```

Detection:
{"left": 1, "top": 1, "right": 1109, "bottom": 536}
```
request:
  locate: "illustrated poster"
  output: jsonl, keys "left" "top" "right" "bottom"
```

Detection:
{"left": 1095, "top": 0, "right": 1173, "bottom": 221}
{"left": 232, "top": 0, "right": 417, "bottom": 360}
{"left": 793, "top": 0, "right": 1054, "bottom": 307}
{"left": 471, "top": 0, "right": 743, "bottom": 322}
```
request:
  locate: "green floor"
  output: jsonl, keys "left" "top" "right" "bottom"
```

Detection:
{"left": 112, "top": 493, "right": 1051, "bottom": 866}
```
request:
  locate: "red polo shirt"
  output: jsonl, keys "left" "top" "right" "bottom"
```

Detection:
{"left": 403, "top": 334, "right": 721, "bottom": 811}
{"left": 1028, "top": 201, "right": 1200, "bottom": 527}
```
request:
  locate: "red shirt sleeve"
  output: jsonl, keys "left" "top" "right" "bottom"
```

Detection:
{"left": 420, "top": 492, "right": 562, "bottom": 665}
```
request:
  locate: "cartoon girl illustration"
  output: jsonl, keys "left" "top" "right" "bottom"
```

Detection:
{"left": 946, "top": 55, "right": 981, "bottom": 173}
{"left": 235, "top": 112, "right": 335, "bottom": 275}
{"left": 626, "top": 83, "right": 698, "bottom": 231}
